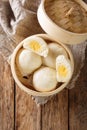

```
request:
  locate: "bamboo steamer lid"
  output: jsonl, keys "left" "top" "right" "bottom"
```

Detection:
{"left": 37, "top": 0, "right": 87, "bottom": 44}
{"left": 11, "top": 34, "right": 74, "bottom": 97}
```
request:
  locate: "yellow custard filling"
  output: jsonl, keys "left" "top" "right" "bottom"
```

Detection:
{"left": 29, "top": 41, "right": 41, "bottom": 51}
{"left": 58, "top": 65, "right": 67, "bottom": 77}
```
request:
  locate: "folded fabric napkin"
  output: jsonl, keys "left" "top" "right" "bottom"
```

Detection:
{"left": 0, "top": 0, "right": 87, "bottom": 92}
{"left": 0, "top": 0, "right": 42, "bottom": 43}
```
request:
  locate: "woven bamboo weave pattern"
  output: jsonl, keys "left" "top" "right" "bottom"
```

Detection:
{"left": 45, "top": 0, "right": 87, "bottom": 33}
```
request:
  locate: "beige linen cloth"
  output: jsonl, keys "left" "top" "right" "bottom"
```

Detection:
{"left": 0, "top": 0, "right": 87, "bottom": 103}
{"left": 0, "top": 0, "right": 42, "bottom": 43}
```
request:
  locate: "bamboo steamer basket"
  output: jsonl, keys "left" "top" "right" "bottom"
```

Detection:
{"left": 37, "top": 0, "right": 87, "bottom": 44}
{"left": 11, "top": 34, "right": 74, "bottom": 101}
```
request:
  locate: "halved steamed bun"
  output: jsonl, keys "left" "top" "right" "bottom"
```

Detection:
{"left": 16, "top": 49, "right": 42, "bottom": 76}
{"left": 42, "top": 42, "right": 68, "bottom": 68}
{"left": 23, "top": 36, "right": 49, "bottom": 57}
{"left": 33, "top": 67, "right": 58, "bottom": 92}
{"left": 56, "top": 55, "right": 72, "bottom": 82}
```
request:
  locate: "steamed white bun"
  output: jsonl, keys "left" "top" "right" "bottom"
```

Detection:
{"left": 56, "top": 55, "right": 72, "bottom": 82}
{"left": 23, "top": 36, "right": 49, "bottom": 57}
{"left": 33, "top": 67, "right": 57, "bottom": 92}
{"left": 16, "top": 49, "right": 42, "bottom": 76}
{"left": 42, "top": 43, "right": 68, "bottom": 68}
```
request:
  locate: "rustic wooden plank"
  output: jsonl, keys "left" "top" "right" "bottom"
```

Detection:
{"left": 0, "top": 55, "right": 14, "bottom": 130}
{"left": 15, "top": 87, "right": 68, "bottom": 130}
{"left": 15, "top": 86, "right": 41, "bottom": 130}
{"left": 69, "top": 47, "right": 87, "bottom": 130}
{"left": 41, "top": 89, "right": 68, "bottom": 130}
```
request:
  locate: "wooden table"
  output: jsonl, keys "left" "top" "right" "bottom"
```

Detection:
{"left": 0, "top": 38, "right": 87, "bottom": 130}
{"left": 0, "top": 0, "right": 87, "bottom": 129}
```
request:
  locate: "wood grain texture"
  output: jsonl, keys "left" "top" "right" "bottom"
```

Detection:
{"left": 15, "top": 87, "right": 68, "bottom": 130}
{"left": 0, "top": 0, "right": 87, "bottom": 130}
{"left": 69, "top": 47, "right": 87, "bottom": 130}
{"left": 41, "top": 89, "right": 68, "bottom": 130}
{"left": 15, "top": 86, "right": 41, "bottom": 130}
{"left": 0, "top": 55, "right": 14, "bottom": 130}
